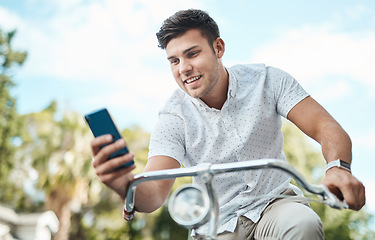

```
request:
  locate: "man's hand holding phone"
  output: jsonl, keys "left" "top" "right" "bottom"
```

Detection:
{"left": 91, "top": 134, "right": 135, "bottom": 200}
{"left": 85, "top": 108, "right": 136, "bottom": 200}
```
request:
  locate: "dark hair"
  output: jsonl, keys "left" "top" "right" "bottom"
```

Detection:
{"left": 156, "top": 9, "right": 220, "bottom": 49}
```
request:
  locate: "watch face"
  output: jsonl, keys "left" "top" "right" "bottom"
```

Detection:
{"left": 339, "top": 160, "right": 351, "bottom": 170}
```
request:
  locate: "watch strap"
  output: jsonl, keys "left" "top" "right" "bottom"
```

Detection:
{"left": 325, "top": 159, "right": 351, "bottom": 173}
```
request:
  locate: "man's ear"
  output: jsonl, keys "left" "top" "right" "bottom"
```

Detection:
{"left": 214, "top": 37, "right": 225, "bottom": 58}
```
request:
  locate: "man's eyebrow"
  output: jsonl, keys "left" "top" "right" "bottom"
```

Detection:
{"left": 167, "top": 55, "right": 176, "bottom": 60}
{"left": 167, "top": 45, "right": 199, "bottom": 60}
{"left": 183, "top": 45, "right": 199, "bottom": 55}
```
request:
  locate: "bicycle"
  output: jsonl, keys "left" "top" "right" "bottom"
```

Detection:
{"left": 122, "top": 159, "right": 348, "bottom": 239}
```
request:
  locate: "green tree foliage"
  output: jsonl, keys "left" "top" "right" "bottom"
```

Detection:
{"left": 0, "top": 28, "right": 27, "bottom": 204}
{"left": 17, "top": 102, "right": 97, "bottom": 240}
{"left": 282, "top": 120, "right": 374, "bottom": 240}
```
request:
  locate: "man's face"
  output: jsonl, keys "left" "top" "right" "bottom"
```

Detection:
{"left": 165, "top": 29, "right": 222, "bottom": 100}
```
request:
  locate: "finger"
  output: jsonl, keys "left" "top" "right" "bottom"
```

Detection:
{"left": 351, "top": 180, "right": 366, "bottom": 210}
{"left": 91, "top": 134, "right": 113, "bottom": 155}
{"left": 93, "top": 138, "right": 127, "bottom": 167}
{"left": 337, "top": 176, "right": 365, "bottom": 210}
{"left": 98, "top": 164, "right": 136, "bottom": 185}
{"left": 326, "top": 185, "right": 344, "bottom": 201}
{"left": 97, "top": 167, "right": 136, "bottom": 199}
{"left": 322, "top": 172, "right": 344, "bottom": 200}
{"left": 96, "top": 152, "right": 135, "bottom": 176}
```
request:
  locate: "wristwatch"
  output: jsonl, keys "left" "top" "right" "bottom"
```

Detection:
{"left": 325, "top": 159, "right": 351, "bottom": 173}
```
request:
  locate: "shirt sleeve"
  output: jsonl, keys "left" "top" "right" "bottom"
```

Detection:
{"left": 266, "top": 66, "right": 309, "bottom": 118}
{"left": 148, "top": 111, "right": 186, "bottom": 164}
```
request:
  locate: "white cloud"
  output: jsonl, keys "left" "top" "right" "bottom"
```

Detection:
{"left": 249, "top": 24, "right": 375, "bottom": 99}
{"left": 352, "top": 128, "right": 375, "bottom": 151}
{"left": 83, "top": 69, "right": 175, "bottom": 114}
{"left": 14, "top": 1, "right": 162, "bottom": 81}
{"left": 0, "top": 6, "right": 25, "bottom": 32}
{"left": 345, "top": 4, "right": 368, "bottom": 20}
{"left": 311, "top": 78, "right": 351, "bottom": 102}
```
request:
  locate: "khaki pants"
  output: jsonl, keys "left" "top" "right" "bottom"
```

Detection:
{"left": 194, "top": 189, "right": 324, "bottom": 240}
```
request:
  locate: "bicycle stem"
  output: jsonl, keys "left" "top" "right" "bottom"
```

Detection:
{"left": 201, "top": 171, "right": 219, "bottom": 238}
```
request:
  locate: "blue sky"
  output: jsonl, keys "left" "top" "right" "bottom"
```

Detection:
{"left": 1, "top": 0, "right": 374, "bottom": 224}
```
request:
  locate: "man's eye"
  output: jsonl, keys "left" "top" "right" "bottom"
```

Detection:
{"left": 170, "top": 59, "right": 179, "bottom": 65}
{"left": 188, "top": 51, "right": 199, "bottom": 57}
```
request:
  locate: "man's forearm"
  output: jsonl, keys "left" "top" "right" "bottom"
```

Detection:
{"left": 132, "top": 179, "right": 174, "bottom": 213}
{"left": 319, "top": 120, "right": 352, "bottom": 165}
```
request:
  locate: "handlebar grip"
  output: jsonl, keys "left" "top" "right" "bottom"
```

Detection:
{"left": 123, "top": 208, "right": 135, "bottom": 221}
{"left": 320, "top": 185, "right": 349, "bottom": 209}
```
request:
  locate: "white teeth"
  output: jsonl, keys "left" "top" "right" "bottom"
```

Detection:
{"left": 186, "top": 76, "right": 200, "bottom": 83}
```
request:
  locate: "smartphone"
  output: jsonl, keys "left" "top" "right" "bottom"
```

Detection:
{"left": 84, "top": 108, "right": 134, "bottom": 168}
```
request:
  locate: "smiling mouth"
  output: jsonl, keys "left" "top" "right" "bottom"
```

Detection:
{"left": 184, "top": 75, "right": 202, "bottom": 84}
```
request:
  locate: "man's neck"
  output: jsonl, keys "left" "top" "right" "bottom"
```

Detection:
{"left": 201, "top": 67, "right": 229, "bottom": 110}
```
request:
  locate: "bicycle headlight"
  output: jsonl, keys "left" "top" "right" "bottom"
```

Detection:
{"left": 168, "top": 184, "right": 210, "bottom": 229}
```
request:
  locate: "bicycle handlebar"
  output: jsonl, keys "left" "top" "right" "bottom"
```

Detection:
{"left": 123, "top": 159, "right": 348, "bottom": 221}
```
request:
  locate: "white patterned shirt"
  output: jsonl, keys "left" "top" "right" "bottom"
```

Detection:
{"left": 148, "top": 64, "right": 309, "bottom": 234}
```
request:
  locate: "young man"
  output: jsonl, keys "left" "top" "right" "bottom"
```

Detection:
{"left": 91, "top": 9, "right": 365, "bottom": 239}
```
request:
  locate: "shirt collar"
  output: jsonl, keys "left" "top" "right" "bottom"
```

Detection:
{"left": 227, "top": 67, "right": 237, "bottom": 99}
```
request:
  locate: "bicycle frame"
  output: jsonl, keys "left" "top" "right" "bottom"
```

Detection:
{"left": 123, "top": 159, "right": 347, "bottom": 238}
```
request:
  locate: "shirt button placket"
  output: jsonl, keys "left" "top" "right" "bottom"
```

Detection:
{"left": 223, "top": 110, "right": 242, "bottom": 162}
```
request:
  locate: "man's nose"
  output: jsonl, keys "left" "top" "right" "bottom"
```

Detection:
{"left": 179, "top": 59, "right": 193, "bottom": 75}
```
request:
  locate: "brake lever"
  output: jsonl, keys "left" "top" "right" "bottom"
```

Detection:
{"left": 319, "top": 185, "right": 349, "bottom": 209}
